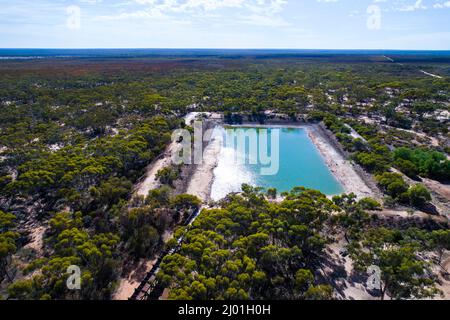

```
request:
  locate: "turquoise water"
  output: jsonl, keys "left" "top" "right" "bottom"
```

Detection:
{"left": 210, "top": 126, "right": 344, "bottom": 200}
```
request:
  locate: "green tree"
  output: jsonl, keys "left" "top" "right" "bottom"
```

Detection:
{"left": 358, "top": 198, "right": 382, "bottom": 211}
{"left": 376, "top": 172, "right": 409, "bottom": 200}
{"left": 394, "top": 159, "right": 419, "bottom": 179}
{"left": 171, "top": 194, "right": 201, "bottom": 212}
{"left": 156, "top": 167, "right": 180, "bottom": 187}
{"left": 407, "top": 184, "right": 432, "bottom": 207}
{"left": 91, "top": 176, "right": 132, "bottom": 207}
{"left": 146, "top": 186, "right": 172, "bottom": 207}
{"left": 295, "top": 269, "right": 314, "bottom": 293}
{"left": 350, "top": 228, "right": 441, "bottom": 300}
{"left": 159, "top": 187, "right": 336, "bottom": 300}
{"left": 121, "top": 206, "right": 166, "bottom": 258}
{"left": 0, "top": 211, "right": 19, "bottom": 283}
{"left": 430, "top": 230, "right": 450, "bottom": 263}
{"left": 266, "top": 188, "right": 278, "bottom": 200}
{"left": 304, "top": 285, "right": 333, "bottom": 300}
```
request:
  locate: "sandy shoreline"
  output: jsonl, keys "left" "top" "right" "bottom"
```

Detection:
{"left": 306, "top": 125, "right": 375, "bottom": 199}
{"left": 225, "top": 122, "right": 377, "bottom": 199}
{"left": 135, "top": 113, "right": 209, "bottom": 197}
{"left": 185, "top": 127, "right": 222, "bottom": 202}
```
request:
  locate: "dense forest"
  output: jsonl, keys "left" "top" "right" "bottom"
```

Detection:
{"left": 0, "top": 55, "right": 449, "bottom": 300}
{"left": 159, "top": 186, "right": 448, "bottom": 300}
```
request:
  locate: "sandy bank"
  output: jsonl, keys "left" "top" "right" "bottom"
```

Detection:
{"left": 306, "top": 125, "right": 376, "bottom": 200}
{"left": 186, "top": 128, "right": 222, "bottom": 202}
{"left": 135, "top": 142, "right": 178, "bottom": 197}
{"left": 135, "top": 113, "right": 223, "bottom": 199}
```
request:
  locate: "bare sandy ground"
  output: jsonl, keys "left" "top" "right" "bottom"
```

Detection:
{"left": 328, "top": 237, "right": 450, "bottom": 300}
{"left": 392, "top": 127, "right": 441, "bottom": 147}
{"left": 419, "top": 178, "right": 450, "bottom": 219}
{"left": 23, "top": 225, "right": 46, "bottom": 254}
{"left": 135, "top": 112, "right": 222, "bottom": 198}
{"left": 135, "top": 112, "right": 193, "bottom": 197}
{"left": 186, "top": 128, "right": 222, "bottom": 201}
{"left": 438, "top": 252, "right": 450, "bottom": 300}
{"left": 134, "top": 142, "right": 178, "bottom": 197}
{"left": 326, "top": 238, "right": 377, "bottom": 300}
{"left": 307, "top": 126, "right": 375, "bottom": 199}
{"left": 422, "top": 178, "right": 450, "bottom": 201}
{"left": 113, "top": 259, "right": 157, "bottom": 300}
{"left": 392, "top": 167, "right": 450, "bottom": 218}
{"left": 420, "top": 70, "right": 443, "bottom": 79}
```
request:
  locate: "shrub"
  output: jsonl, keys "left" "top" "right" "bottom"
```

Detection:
{"left": 376, "top": 172, "right": 409, "bottom": 199}
{"left": 358, "top": 198, "right": 382, "bottom": 211}
{"left": 407, "top": 184, "right": 432, "bottom": 207}
{"left": 393, "top": 147, "right": 450, "bottom": 182}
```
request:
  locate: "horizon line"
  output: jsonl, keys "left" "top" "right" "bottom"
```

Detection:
{"left": 1, "top": 48, "right": 450, "bottom": 52}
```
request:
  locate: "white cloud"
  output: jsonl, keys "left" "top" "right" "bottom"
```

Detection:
{"left": 399, "top": 0, "right": 427, "bottom": 11}
{"left": 132, "top": 0, "right": 246, "bottom": 13}
{"left": 95, "top": 0, "right": 289, "bottom": 27}
{"left": 433, "top": 1, "right": 450, "bottom": 8}
{"left": 80, "top": 0, "right": 103, "bottom": 4}
{"left": 239, "top": 13, "right": 290, "bottom": 27}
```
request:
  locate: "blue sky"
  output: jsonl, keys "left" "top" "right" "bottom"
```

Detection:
{"left": 0, "top": 0, "right": 449, "bottom": 49}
